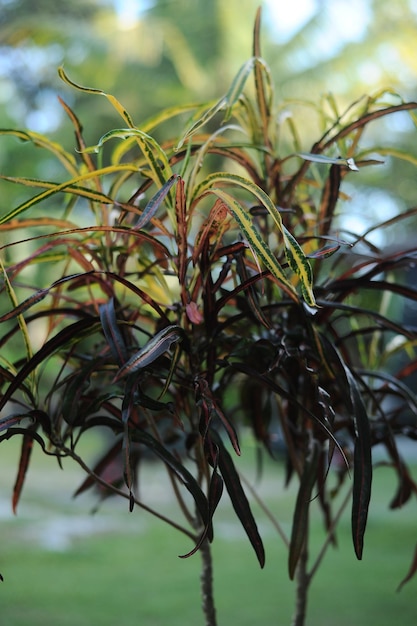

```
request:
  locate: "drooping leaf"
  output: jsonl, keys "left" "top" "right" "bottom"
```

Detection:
{"left": 288, "top": 439, "right": 320, "bottom": 579}
{"left": 316, "top": 334, "right": 373, "bottom": 559}
{"left": 0, "top": 413, "right": 35, "bottom": 433}
{"left": 0, "top": 317, "right": 99, "bottom": 414}
{"left": 58, "top": 67, "right": 136, "bottom": 127}
{"left": 180, "top": 467, "right": 224, "bottom": 559}
{"left": 346, "top": 369, "right": 373, "bottom": 560}
{"left": 99, "top": 298, "right": 128, "bottom": 366}
{"left": 212, "top": 432, "right": 265, "bottom": 568}
{"left": 0, "top": 175, "right": 115, "bottom": 205}
{"left": 132, "top": 429, "right": 209, "bottom": 528}
{"left": 12, "top": 425, "right": 37, "bottom": 514}
{"left": 0, "top": 164, "right": 138, "bottom": 225}
{"left": 79, "top": 128, "right": 173, "bottom": 192}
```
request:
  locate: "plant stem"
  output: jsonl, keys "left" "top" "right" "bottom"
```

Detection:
{"left": 200, "top": 537, "right": 218, "bottom": 626}
{"left": 291, "top": 535, "right": 310, "bottom": 626}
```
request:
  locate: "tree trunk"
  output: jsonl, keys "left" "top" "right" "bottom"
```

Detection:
{"left": 200, "top": 537, "right": 218, "bottom": 626}
{"left": 291, "top": 538, "right": 309, "bottom": 626}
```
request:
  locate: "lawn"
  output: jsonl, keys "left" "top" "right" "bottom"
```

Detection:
{"left": 0, "top": 435, "right": 416, "bottom": 625}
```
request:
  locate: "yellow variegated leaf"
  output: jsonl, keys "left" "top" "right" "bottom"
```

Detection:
{"left": 175, "top": 57, "right": 257, "bottom": 150}
{"left": 0, "top": 164, "right": 138, "bottom": 225}
{"left": 175, "top": 98, "right": 227, "bottom": 151}
{"left": 0, "top": 129, "right": 78, "bottom": 174}
{"left": 80, "top": 128, "right": 172, "bottom": 190}
{"left": 192, "top": 172, "right": 316, "bottom": 306}
{"left": 0, "top": 175, "right": 116, "bottom": 205}
{"left": 58, "top": 67, "right": 136, "bottom": 128}
{"left": 208, "top": 189, "right": 298, "bottom": 301}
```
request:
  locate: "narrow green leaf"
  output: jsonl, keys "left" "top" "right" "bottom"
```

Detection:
{"left": 0, "top": 175, "right": 116, "bottom": 205}
{"left": 223, "top": 57, "right": 256, "bottom": 121}
{"left": 0, "top": 128, "right": 78, "bottom": 173}
{"left": 282, "top": 227, "right": 316, "bottom": 307}
{"left": 175, "top": 97, "right": 227, "bottom": 150}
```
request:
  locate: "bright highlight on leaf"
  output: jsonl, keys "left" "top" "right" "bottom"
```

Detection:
{"left": 298, "top": 152, "right": 360, "bottom": 171}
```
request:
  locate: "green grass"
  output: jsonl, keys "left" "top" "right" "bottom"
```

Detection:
{"left": 1, "top": 436, "right": 416, "bottom": 625}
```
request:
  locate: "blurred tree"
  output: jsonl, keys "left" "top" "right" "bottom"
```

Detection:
{"left": 1, "top": 0, "right": 417, "bottom": 224}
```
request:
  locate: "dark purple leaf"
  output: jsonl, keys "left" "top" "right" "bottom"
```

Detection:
{"left": 180, "top": 467, "right": 224, "bottom": 558}
{"left": 213, "top": 432, "right": 265, "bottom": 568}
{"left": 133, "top": 429, "right": 209, "bottom": 528}
{"left": 316, "top": 334, "right": 372, "bottom": 559}
{"left": 113, "top": 325, "right": 184, "bottom": 382}
{"left": 0, "top": 317, "right": 99, "bottom": 414}
{"left": 133, "top": 174, "right": 179, "bottom": 230}
{"left": 288, "top": 439, "right": 320, "bottom": 579}
{"left": 0, "top": 288, "right": 49, "bottom": 322}
{"left": 348, "top": 369, "right": 372, "bottom": 560}
{"left": 99, "top": 298, "right": 128, "bottom": 365}
{"left": 195, "top": 377, "right": 240, "bottom": 456}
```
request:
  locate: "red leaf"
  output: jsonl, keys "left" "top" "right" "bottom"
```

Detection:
{"left": 186, "top": 302, "right": 203, "bottom": 324}
{"left": 12, "top": 428, "right": 36, "bottom": 514}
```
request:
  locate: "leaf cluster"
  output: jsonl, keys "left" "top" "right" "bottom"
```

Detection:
{"left": 1, "top": 9, "right": 417, "bottom": 592}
